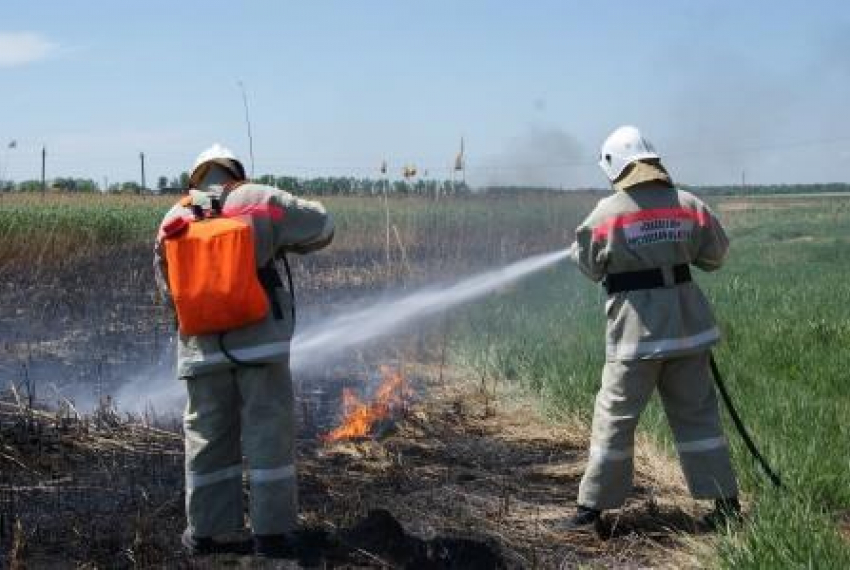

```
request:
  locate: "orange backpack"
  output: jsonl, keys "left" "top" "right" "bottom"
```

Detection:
{"left": 162, "top": 198, "right": 269, "bottom": 336}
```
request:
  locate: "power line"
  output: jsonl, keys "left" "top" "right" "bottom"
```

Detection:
{"left": 2, "top": 133, "right": 849, "bottom": 176}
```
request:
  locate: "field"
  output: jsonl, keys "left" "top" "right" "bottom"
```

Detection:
{"left": 0, "top": 190, "right": 848, "bottom": 568}
{"left": 452, "top": 193, "right": 850, "bottom": 568}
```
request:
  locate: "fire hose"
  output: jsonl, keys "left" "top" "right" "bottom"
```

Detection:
{"left": 279, "top": 252, "right": 296, "bottom": 325}
{"left": 710, "top": 353, "right": 784, "bottom": 489}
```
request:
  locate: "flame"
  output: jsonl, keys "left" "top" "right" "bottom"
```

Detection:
{"left": 323, "top": 366, "right": 407, "bottom": 443}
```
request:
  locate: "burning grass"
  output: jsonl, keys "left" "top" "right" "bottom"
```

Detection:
{"left": 1, "top": 362, "right": 711, "bottom": 568}
{"left": 300, "top": 364, "right": 710, "bottom": 569}
{"left": 3, "top": 191, "right": 848, "bottom": 567}
{"left": 322, "top": 365, "right": 410, "bottom": 443}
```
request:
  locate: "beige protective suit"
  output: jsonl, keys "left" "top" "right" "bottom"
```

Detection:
{"left": 154, "top": 182, "right": 334, "bottom": 538}
{"left": 570, "top": 161, "right": 738, "bottom": 510}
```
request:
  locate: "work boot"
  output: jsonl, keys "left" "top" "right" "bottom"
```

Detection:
{"left": 254, "top": 533, "right": 295, "bottom": 559}
{"left": 702, "top": 497, "right": 743, "bottom": 530}
{"left": 181, "top": 529, "right": 252, "bottom": 556}
{"left": 554, "top": 505, "right": 602, "bottom": 531}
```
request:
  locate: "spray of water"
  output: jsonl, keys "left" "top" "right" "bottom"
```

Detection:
{"left": 116, "top": 248, "right": 569, "bottom": 412}
{"left": 291, "top": 249, "right": 568, "bottom": 371}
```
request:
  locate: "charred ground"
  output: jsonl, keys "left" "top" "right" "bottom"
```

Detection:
{"left": 2, "top": 193, "right": 849, "bottom": 568}
{"left": 0, "top": 364, "right": 706, "bottom": 568}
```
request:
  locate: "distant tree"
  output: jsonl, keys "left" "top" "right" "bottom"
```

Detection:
{"left": 157, "top": 176, "right": 168, "bottom": 191}
{"left": 453, "top": 181, "right": 471, "bottom": 196}
{"left": 76, "top": 179, "right": 97, "bottom": 193}
{"left": 52, "top": 177, "right": 76, "bottom": 192}
{"left": 393, "top": 181, "right": 409, "bottom": 195}
{"left": 45, "top": 177, "right": 95, "bottom": 193}
{"left": 119, "top": 181, "right": 142, "bottom": 194}
{"left": 691, "top": 183, "right": 850, "bottom": 197}
{"left": 18, "top": 180, "right": 42, "bottom": 192}
{"left": 275, "top": 176, "right": 299, "bottom": 192}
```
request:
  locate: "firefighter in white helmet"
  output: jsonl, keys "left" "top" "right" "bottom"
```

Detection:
{"left": 153, "top": 144, "right": 334, "bottom": 557}
{"left": 563, "top": 126, "right": 739, "bottom": 529}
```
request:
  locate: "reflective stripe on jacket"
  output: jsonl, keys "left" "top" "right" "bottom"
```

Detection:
{"left": 153, "top": 183, "right": 334, "bottom": 377}
{"left": 572, "top": 165, "right": 728, "bottom": 361}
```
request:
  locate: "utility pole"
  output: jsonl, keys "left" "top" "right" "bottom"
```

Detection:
{"left": 41, "top": 146, "right": 46, "bottom": 195}
{"left": 140, "top": 151, "right": 146, "bottom": 194}
{"left": 237, "top": 80, "right": 255, "bottom": 179}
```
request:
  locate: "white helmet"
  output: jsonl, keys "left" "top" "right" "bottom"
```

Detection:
{"left": 189, "top": 143, "right": 246, "bottom": 188}
{"left": 598, "top": 126, "right": 659, "bottom": 182}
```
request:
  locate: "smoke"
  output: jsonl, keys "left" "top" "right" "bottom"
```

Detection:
{"left": 480, "top": 125, "right": 591, "bottom": 189}
{"left": 661, "top": 57, "right": 792, "bottom": 185}
{"left": 657, "top": 29, "right": 850, "bottom": 185}
{"left": 114, "top": 249, "right": 570, "bottom": 413}
{"left": 114, "top": 360, "right": 184, "bottom": 416}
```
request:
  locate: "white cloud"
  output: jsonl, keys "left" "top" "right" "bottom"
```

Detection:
{"left": 0, "top": 32, "right": 58, "bottom": 67}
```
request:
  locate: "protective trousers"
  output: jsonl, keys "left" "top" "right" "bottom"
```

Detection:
{"left": 183, "top": 362, "right": 297, "bottom": 537}
{"left": 578, "top": 351, "right": 738, "bottom": 510}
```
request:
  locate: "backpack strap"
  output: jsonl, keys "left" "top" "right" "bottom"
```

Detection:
{"left": 256, "top": 261, "right": 284, "bottom": 320}
{"left": 176, "top": 194, "right": 206, "bottom": 220}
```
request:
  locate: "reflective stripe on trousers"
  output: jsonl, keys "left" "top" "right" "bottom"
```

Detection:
{"left": 589, "top": 445, "right": 633, "bottom": 462}
{"left": 578, "top": 351, "right": 738, "bottom": 510}
{"left": 183, "top": 362, "right": 298, "bottom": 537}
{"left": 250, "top": 463, "right": 296, "bottom": 484}
{"left": 186, "top": 462, "right": 298, "bottom": 489}
{"left": 186, "top": 463, "right": 243, "bottom": 489}
{"left": 676, "top": 436, "right": 727, "bottom": 453}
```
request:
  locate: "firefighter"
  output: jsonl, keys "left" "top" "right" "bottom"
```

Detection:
{"left": 153, "top": 144, "right": 334, "bottom": 557}
{"left": 564, "top": 126, "right": 739, "bottom": 529}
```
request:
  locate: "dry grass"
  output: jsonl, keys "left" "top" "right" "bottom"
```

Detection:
{"left": 0, "top": 191, "right": 732, "bottom": 567}
{"left": 1, "top": 361, "right": 718, "bottom": 568}
{"left": 0, "top": 393, "right": 184, "bottom": 567}
{"left": 299, "top": 364, "right": 715, "bottom": 569}
{"left": 715, "top": 193, "right": 850, "bottom": 213}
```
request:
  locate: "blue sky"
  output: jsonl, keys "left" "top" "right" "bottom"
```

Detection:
{"left": 1, "top": 1, "right": 849, "bottom": 187}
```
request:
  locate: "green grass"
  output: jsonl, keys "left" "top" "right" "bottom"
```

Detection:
{"left": 4, "top": 191, "right": 847, "bottom": 565}
{"left": 450, "top": 196, "right": 850, "bottom": 568}
{"left": 0, "top": 192, "right": 597, "bottom": 270}
{"left": 714, "top": 495, "right": 850, "bottom": 569}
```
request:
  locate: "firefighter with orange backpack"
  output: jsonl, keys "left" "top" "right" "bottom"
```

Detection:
{"left": 153, "top": 144, "right": 334, "bottom": 557}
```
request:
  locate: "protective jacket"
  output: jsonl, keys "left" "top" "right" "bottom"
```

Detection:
{"left": 154, "top": 182, "right": 334, "bottom": 377}
{"left": 571, "top": 162, "right": 728, "bottom": 361}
